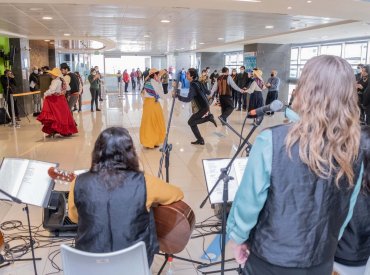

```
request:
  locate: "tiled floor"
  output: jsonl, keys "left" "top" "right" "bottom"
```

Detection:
{"left": 0, "top": 81, "right": 286, "bottom": 274}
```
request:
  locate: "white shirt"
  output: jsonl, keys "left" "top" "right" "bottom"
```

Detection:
{"left": 44, "top": 78, "right": 63, "bottom": 96}
{"left": 244, "top": 79, "right": 264, "bottom": 94}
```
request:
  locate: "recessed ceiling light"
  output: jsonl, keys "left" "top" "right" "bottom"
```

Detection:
{"left": 143, "top": 35, "right": 150, "bottom": 38}
{"left": 180, "top": 47, "right": 185, "bottom": 50}
{"left": 49, "top": 42, "right": 55, "bottom": 45}
{"left": 307, "top": 0, "right": 312, "bottom": 3}
{"left": 42, "top": 16, "right": 53, "bottom": 20}
{"left": 161, "top": 19, "right": 170, "bottom": 23}
{"left": 218, "top": 37, "right": 224, "bottom": 40}
{"left": 64, "top": 33, "right": 71, "bottom": 36}
{"left": 44, "top": 39, "right": 50, "bottom": 42}
{"left": 199, "top": 42, "right": 205, "bottom": 45}
{"left": 175, "top": 48, "right": 180, "bottom": 51}
{"left": 287, "top": 6, "right": 292, "bottom": 9}
{"left": 30, "top": 8, "right": 43, "bottom": 11}
{"left": 265, "top": 25, "right": 274, "bottom": 29}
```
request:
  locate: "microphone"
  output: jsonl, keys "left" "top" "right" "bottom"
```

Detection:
{"left": 248, "top": 100, "right": 284, "bottom": 117}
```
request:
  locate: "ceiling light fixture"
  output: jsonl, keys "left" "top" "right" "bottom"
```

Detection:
{"left": 234, "top": 0, "right": 262, "bottom": 2}
{"left": 143, "top": 35, "right": 150, "bottom": 38}
{"left": 218, "top": 37, "right": 224, "bottom": 40}
{"left": 180, "top": 47, "right": 185, "bottom": 50}
{"left": 42, "top": 16, "right": 53, "bottom": 20}
{"left": 30, "top": 8, "right": 43, "bottom": 11}
{"left": 161, "top": 19, "right": 170, "bottom": 23}
{"left": 287, "top": 6, "right": 292, "bottom": 9}
{"left": 199, "top": 42, "right": 205, "bottom": 45}
{"left": 64, "top": 33, "right": 71, "bottom": 36}
{"left": 265, "top": 25, "right": 274, "bottom": 29}
{"left": 307, "top": 0, "right": 312, "bottom": 3}
{"left": 44, "top": 39, "right": 50, "bottom": 42}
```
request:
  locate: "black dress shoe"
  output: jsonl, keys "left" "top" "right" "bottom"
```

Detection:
{"left": 96, "top": 108, "right": 101, "bottom": 111}
{"left": 236, "top": 108, "right": 241, "bottom": 111}
{"left": 191, "top": 140, "right": 205, "bottom": 145}
{"left": 208, "top": 115, "right": 217, "bottom": 127}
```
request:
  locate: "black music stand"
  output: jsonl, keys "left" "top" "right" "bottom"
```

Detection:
{"left": 156, "top": 92, "right": 206, "bottom": 275}
{"left": 0, "top": 189, "right": 41, "bottom": 275}
{"left": 197, "top": 116, "right": 264, "bottom": 275}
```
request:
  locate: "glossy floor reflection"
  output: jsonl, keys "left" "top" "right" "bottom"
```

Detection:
{"left": 0, "top": 85, "right": 286, "bottom": 274}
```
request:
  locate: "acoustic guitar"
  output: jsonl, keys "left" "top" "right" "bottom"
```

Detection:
{"left": 47, "top": 167, "right": 195, "bottom": 254}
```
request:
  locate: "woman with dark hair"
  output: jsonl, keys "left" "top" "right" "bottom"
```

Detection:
{"left": 227, "top": 55, "right": 365, "bottom": 275}
{"left": 140, "top": 68, "right": 166, "bottom": 148}
{"left": 68, "top": 127, "right": 183, "bottom": 265}
{"left": 173, "top": 68, "right": 217, "bottom": 145}
{"left": 334, "top": 126, "right": 370, "bottom": 270}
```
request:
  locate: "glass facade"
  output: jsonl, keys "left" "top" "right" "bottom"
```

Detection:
{"left": 290, "top": 39, "right": 370, "bottom": 79}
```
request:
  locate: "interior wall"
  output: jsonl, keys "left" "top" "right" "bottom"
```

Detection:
{"left": 29, "top": 40, "right": 49, "bottom": 69}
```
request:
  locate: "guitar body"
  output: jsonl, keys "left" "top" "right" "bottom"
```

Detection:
{"left": 0, "top": 231, "right": 4, "bottom": 251}
{"left": 153, "top": 200, "right": 195, "bottom": 254}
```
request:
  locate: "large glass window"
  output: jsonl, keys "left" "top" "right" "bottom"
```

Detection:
{"left": 320, "top": 44, "right": 342, "bottom": 56}
{"left": 290, "top": 39, "right": 370, "bottom": 79}
{"left": 225, "top": 52, "right": 244, "bottom": 71}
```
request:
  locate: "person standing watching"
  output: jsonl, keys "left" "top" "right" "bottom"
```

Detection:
{"left": 1, "top": 70, "right": 20, "bottom": 121}
{"left": 88, "top": 69, "right": 101, "bottom": 112}
{"left": 161, "top": 69, "right": 169, "bottom": 94}
{"left": 122, "top": 69, "right": 130, "bottom": 93}
{"left": 29, "top": 66, "right": 41, "bottom": 116}
{"left": 136, "top": 68, "right": 143, "bottom": 91}
{"left": 93, "top": 66, "right": 103, "bottom": 101}
{"left": 236, "top": 66, "right": 252, "bottom": 111}
{"left": 60, "top": 63, "right": 80, "bottom": 112}
{"left": 130, "top": 68, "right": 137, "bottom": 91}
{"left": 265, "top": 69, "right": 281, "bottom": 106}
{"left": 227, "top": 55, "right": 364, "bottom": 275}
{"left": 75, "top": 72, "right": 84, "bottom": 112}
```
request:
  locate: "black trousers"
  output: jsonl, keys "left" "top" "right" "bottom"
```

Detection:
{"left": 265, "top": 90, "right": 278, "bottom": 105}
{"left": 243, "top": 253, "right": 334, "bottom": 275}
{"left": 237, "top": 93, "right": 247, "bottom": 110}
{"left": 90, "top": 88, "right": 99, "bottom": 110}
{"left": 188, "top": 107, "right": 210, "bottom": 141}
{"left": 162, "top": 84, "right": 168, "bottom": 94}
{"left": 124, "top": 82, "right": 129, "bottom": 92}
{"left": 132, "top": 79, "right": 136, "bottom": 90}
{"left": 219, "top": 95, "right": 234, "bottom": 120}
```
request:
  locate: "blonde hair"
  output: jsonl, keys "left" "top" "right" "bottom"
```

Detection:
{"left": 286, "top": 55, "right": 361, "bottom": 186}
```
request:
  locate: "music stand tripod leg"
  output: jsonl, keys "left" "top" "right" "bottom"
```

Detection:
{"left": 24, "top": 204, "right": 38, "bottom": 275}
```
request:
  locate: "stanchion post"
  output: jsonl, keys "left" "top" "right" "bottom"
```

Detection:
{"left": 10, "top": 94, "right": 15, "bottom": 127}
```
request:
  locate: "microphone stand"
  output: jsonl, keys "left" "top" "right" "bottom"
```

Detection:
{"left": 156, "top": 95, "right": 206, "bottom": 275}
{"left": 197, "top": 116, "right": 264, "bottom": 275}
{"left": 0, "top": 189, "right": 41, "bottom": 275}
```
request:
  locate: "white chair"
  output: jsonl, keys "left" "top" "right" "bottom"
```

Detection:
{"left": 333, "top": 260, "right": 368, "bottom": 275}
{"left": 61, "top": 242, "right": 151, "bottom": 275}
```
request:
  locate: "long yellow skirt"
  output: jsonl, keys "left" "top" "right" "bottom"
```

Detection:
{"left": 140, "top": 98, "right": 166, "bottom": 148}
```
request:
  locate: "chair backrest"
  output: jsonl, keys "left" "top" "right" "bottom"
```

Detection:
{"left": 61, "top": 242, "right": 151, "bottom": 275}
{"left": 364, "top": 257, "right": 370, "bottom": 275}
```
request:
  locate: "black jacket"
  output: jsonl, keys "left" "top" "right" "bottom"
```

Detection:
{"left": 177, "top": 80, "right": 210, "bottom": 110}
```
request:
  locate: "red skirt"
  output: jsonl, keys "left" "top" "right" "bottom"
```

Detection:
{"left": 37, "top": 95, "right": 78, "bottom": 135}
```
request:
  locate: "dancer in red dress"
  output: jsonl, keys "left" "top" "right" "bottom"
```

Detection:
{"left": 37, "top": 68, "right": 78, "bottom": 137}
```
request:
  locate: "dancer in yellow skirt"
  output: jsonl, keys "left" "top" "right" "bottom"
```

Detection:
{"left": 140, "top": 68, "right": 166, "bottom": 148}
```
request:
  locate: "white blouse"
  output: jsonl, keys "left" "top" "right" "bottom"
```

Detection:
{"left": 44, "top": 78, "right": 63, "bottom": 96}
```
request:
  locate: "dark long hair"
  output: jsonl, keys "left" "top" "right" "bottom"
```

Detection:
{"left": 90, "top": 127, "right": 140, "bottom": 189}
{"left": 362, "top": 127, "right": 370, "bottom": 193}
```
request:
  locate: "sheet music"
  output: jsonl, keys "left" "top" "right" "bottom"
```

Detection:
{"left": 0, "top": 158, "right": 29, "bottom": 199}
{"left": 203, "top": 158, "right": 248, "bottom": 204}
{"left": 0, "top": 158, "right": 57, "bottom": 207}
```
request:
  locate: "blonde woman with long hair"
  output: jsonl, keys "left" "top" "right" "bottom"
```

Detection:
{"left": 227, "top": 55, "right": 364, "bottom": 275}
